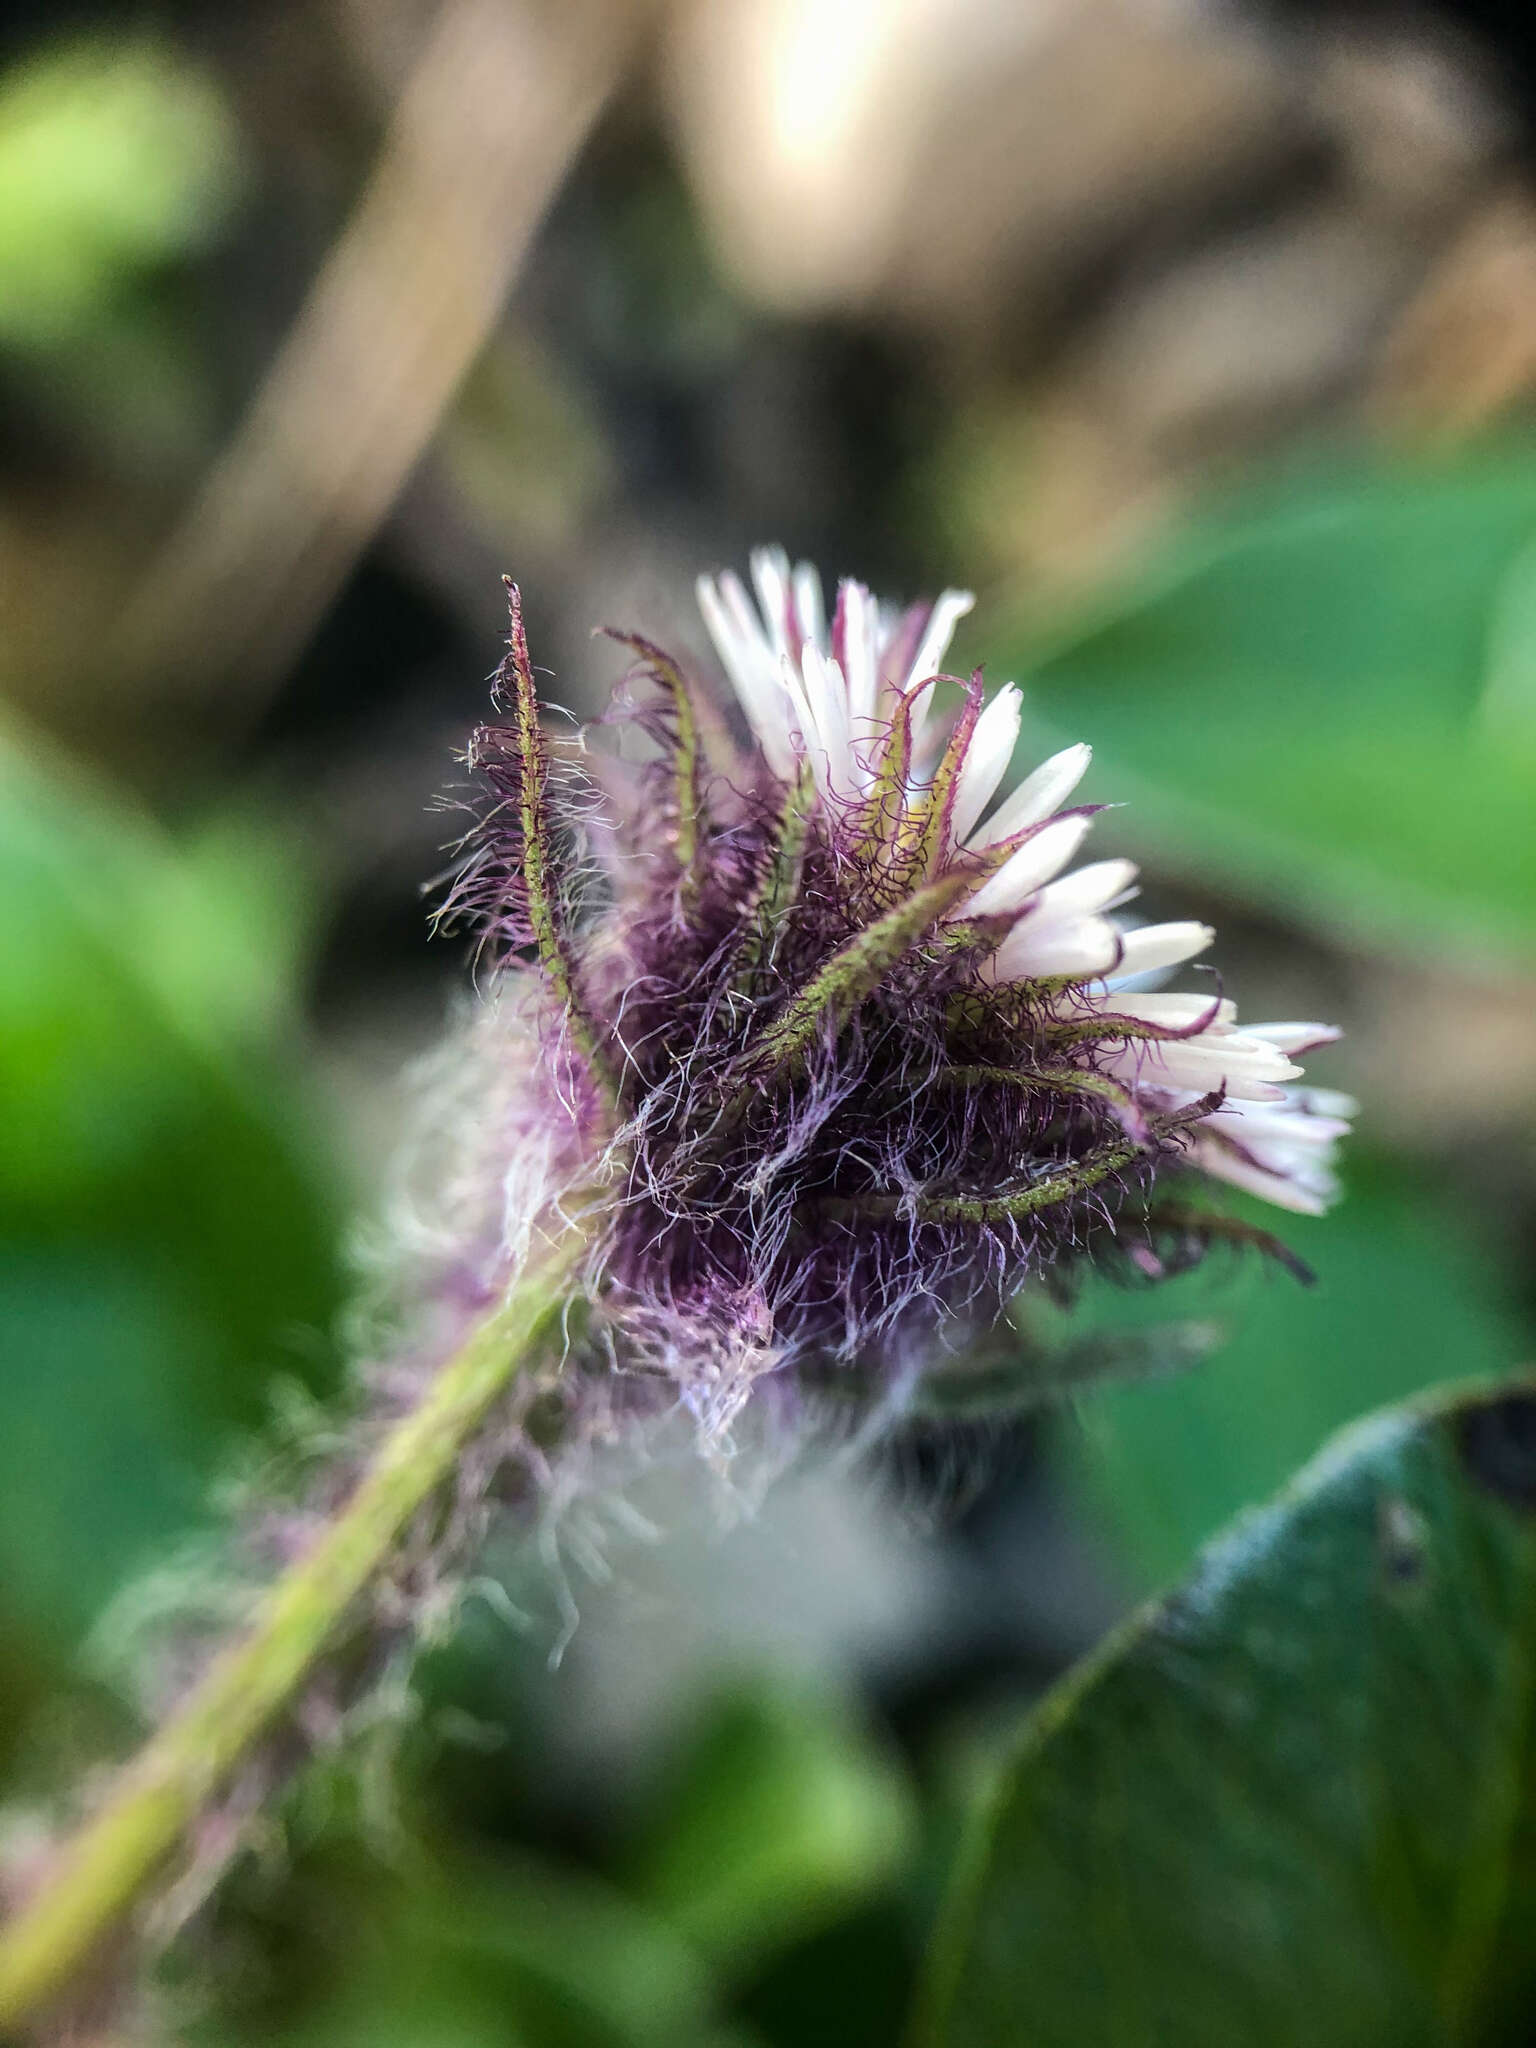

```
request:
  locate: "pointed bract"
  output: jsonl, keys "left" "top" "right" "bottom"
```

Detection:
{"left": 445, "top": 551, "right": 1352, "bottom": 1418}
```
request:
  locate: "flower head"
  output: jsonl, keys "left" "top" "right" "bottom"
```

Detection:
{"left": 447, "top": 549, "right": 1352, "bottom": 1428}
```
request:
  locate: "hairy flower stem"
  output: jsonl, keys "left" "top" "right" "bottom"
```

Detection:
{"left": 0, "top": 1215, "right": 591, "bottom": 2033}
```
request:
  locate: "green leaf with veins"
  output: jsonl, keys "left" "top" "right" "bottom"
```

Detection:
{"left": 917, "top": 1376, "right": 1536, "bottom": 2048}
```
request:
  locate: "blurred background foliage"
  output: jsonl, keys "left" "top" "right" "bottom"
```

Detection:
{"left": 3, "top": 0, "right": 1536, "bottom": 2040}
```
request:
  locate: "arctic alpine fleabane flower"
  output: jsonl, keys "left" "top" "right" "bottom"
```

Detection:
{"left": 446, "top": 547, "right": 1353, "bottom": 1428}
{"left": 0, "top": 554, "right": 1358, "bottom": 2024}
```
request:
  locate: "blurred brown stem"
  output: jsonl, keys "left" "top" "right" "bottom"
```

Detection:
{"left": 120, "top": 0, "right": 643, "bottom": 722}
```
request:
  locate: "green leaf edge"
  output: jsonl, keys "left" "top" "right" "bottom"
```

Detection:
{"left": 906, "top": 1368, "right": 1536, "bottom": 2048}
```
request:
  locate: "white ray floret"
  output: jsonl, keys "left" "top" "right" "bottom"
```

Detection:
{"left": 695, "top": 571, "right": 795, "bottom": 780}
{"left": 985, "top": 857, "right": 1134, "bottom": 980}
{"left": 1186, "top": 1088, "right": 1357, "bottom": 1214}
{"left": 697, "top": 549, "right": 1353, "bottom": 1217}
{"left": 1021, "top": 858, "right": 1138, "bottom": 922}
{"left": 903, "top": 590, "right": 978, "bottom": 750}
{"left": 698, "top": 546, "right": 975, "bottom": 801}
{"left": 948, "top": 685, "right": 1023, "bottom": 847}
{"left": 967, "top": 740, "right": 1092, "bottom": 850}
{"left": 1111, "top": 921, "right": 1215, "bottom": 978}
{"left": 964, "top": 812, "right": 1095, "bottom": 919}
{"left": 993, "top": 912, "right": 1120, "bottom": 981}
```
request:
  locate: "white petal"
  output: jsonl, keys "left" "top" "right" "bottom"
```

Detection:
{"left": 791, "top": 560, "right": 827, "bottom": 653}
{"left": 782, "top": 647, "right": 855, "bottom": 800}
{"left": 856, "top": 586, "right": 884, "bottom": 728}
{"left": 1181, "top": 1029, "right": 1305, "bottom": 1072}
{"left": 832, "top": 579, "right": 874, "bottom": 728}
{"left": 1188, "top": 1138, "right": 1333, "bottom": 1215}
{"left": 1104, "top": 1035, "right": 1302, "bottom": 1099}
{"left": 749, "top": 546, "right": 794, "bottom": 661}
{"left": 796, "top": 643, "right": 840, "bottom": 748}
{"left": 773, "top": 659, "right": 818, "bottom": 775}
{"left": 901, "top": 589, "right": 974, "bottom": 750}
{"left": 698, "top": 572, "right": 764, "bottom": 687}
{"left": 901, "top": 589, "right": 975, "bottom": 698}
{"left": 949, "top": 685, "right": 1023, "bottom": 848}
{"left": 968, "top": 742, "right": 1092, "bottom": 850}
{"left": 697, "top": 573, "right": 795, "bottom": 778}
{"left": 1095, "top": 991, "right": 1236, "bottom": 1029}
{"left": 991, "top": 913, "right": 1121, "bottom": 981}
{"left": 1245, "top": 1021, "right": 1342, "bottom": 1055}
{"left": 962, "top": 812, "right": 1095, "bottom": 917}
{"left": 1197, "top": 1096, "right": 1348, "bottom": 1194}
{"left": 1212, "top": 1097, "right": 1351, "bottom": 1146}
{"left": 1201, "top": 1104, "right": 1353, "bottom": 1149}
{"left": 1291, "top": 1086, "right": 1359, "bottom": 1119}
{"left": 1131, "top": 1066, "right": 1290, "bottom": 1104}
{"left": 1030, "top": 858, "right": 1139, "bottom": 919}
{"left": 1102, "top": 1018, "right": 1302, "bottom": 1084}
{"left": 1112, "top": 922, "right": 1215, "bottom": 978}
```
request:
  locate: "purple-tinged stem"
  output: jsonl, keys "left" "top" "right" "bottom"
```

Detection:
{"left": 0, "top": 1208, "right": 592, "bottom": 2032}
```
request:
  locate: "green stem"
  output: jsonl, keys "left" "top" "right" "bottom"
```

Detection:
{"left": 0, "top": 1216, "right": 591, "bottom": 2032}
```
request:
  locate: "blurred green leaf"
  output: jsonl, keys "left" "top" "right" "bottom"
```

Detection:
{"left": 1057, "top": 1155, "right": 1534, "bottom": 1594}
{"left": 917, "top": 1377, "right": 1536, "bottom": 2048}
{"left": 0, "top": 722, "right": 343, "bottom": 1672}
{"left": 0, "top": 38, "right": 240, "bottom": 346}
{"left": 996, "top": 449, "right": 1536, "bottom": 958}
{"left": 626, "top": 1680, "right": 914, "bottom": 1976}
{"left": 342, "top": 1858, "right": 738, "bottom": 2048}
{"left": 194, "top": 1831, "right": 749, "bottom": 2048}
